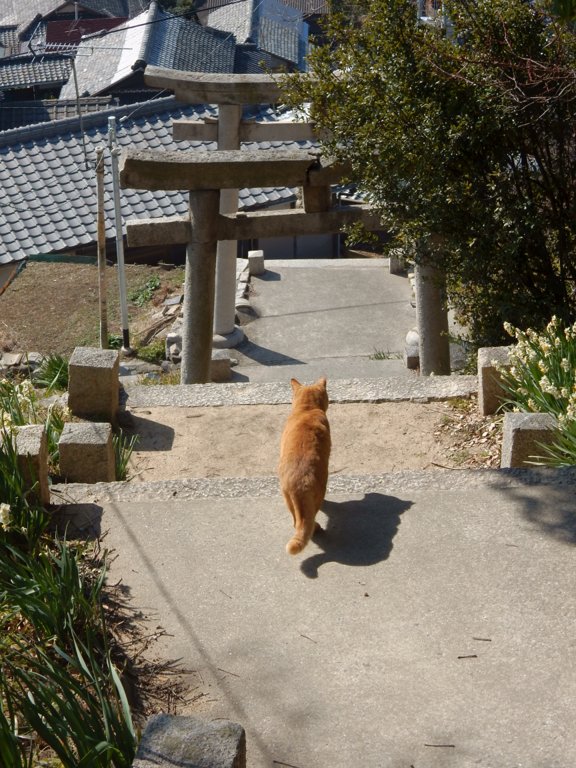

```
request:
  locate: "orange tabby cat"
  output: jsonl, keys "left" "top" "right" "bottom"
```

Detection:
{"left": 279, "top": 377, "right": 331, "bottom": 555}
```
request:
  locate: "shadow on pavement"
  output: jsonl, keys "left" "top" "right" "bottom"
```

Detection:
{"left": 235, "top": 339, "right": 304, "bottom": 367}
{"left": 300, "top": 492, "right": 412, "bottom": 579}
{"left": 503, "top": 469, "right": 576, "bottom": 545}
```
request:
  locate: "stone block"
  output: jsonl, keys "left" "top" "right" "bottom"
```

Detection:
{"left": 132, "top": 714, "right": 246, "bottom": 768}
{"left": 500, "top": 412, "right": 557, "bottom": 468}
{"left": 389, "top": 251, "right": 405, "bottom": 275}
{"left": 247, "top": 249, "right": 265, "bottom": 276}
{"left": 211, "top": 350, "right": 232, "bottom": 382}
{"left": 68, "top": 347, "right": 120, "bottom": 425}
{"left": 16, "top": 425, "right": 50, "bottom": 506}
{"left": 404, "top": 344, "right": 419, "bottom": 370}
{"left": 59, "top": 422, "right": 115, "bottom": 483}
{"left": 478, "top": 346, "right": 511, "bottom": 416}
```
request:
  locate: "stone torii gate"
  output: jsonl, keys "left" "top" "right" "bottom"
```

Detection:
{"left": 120, "top": 68, "right": 451, "bottom": 381}
{"left": 120, "top": 147, "right": 380, "bottom": 383}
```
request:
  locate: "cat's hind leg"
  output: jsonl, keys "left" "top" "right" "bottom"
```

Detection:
{"left": 282, "top": 491, "right": 297, "bottom": 526}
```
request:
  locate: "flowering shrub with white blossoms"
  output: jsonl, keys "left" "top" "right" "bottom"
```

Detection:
{"left": 500, "top": 316, "right": 576, "bottom": 465}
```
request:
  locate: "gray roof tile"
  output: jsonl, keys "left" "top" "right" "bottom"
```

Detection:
{"left": 207, "top": 0, "right": 307, "bottom": 66}
{"left": 0, "top": 96, "right": 315, "bottom": 263}
{"left": 0, "top": 54, "right": 71, "bottom": 91}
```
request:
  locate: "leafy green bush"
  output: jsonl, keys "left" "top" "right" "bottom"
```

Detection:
{"left": 286, "top": 0, "right": 576, "bottom": 346}
{"left": 0, "top": 538, "right": 136, "bottom": 767}
{"left": 0, "top": 378, "right": 67, "bottom": 472}
{"left": 113, "top": 431, "right": 138, "bottom": 481}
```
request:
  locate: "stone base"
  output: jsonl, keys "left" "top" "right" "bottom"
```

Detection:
{"left": 212, "top": 325, "right": 245, "bottom": 349}
{"left": 211, "top": 350, "right": 233, "bottom": 382}
{"left": 68, "top": 347, "right": 119, "bottom": 425}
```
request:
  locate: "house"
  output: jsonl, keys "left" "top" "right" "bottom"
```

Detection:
{"left": 196, "top": 0, "right": 327, "bottom": 45}
{"left": 58, "top": 1, "right": 281, "bottom": 102}
{"left": 0, "top": 52, "right": 71, "bottom": 100}
{"left": 0, "top": 0, "right": 143, "bottom": 58}
{"left": 0, "top": 1, "right": 142, "bottom": 110}
{"left": 0, "top": 94, "right": 321, "bottom": 283}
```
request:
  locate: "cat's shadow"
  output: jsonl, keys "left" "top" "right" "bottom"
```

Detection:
{"left": 300, "top": 493, "right": 412, "bottom": 579}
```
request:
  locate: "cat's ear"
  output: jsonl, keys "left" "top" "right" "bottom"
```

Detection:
{"left": 290, "top": 378, "right": 302, "bottom": 392}
{"left": 318, "top": 377, "right": 327, "bottom": 389}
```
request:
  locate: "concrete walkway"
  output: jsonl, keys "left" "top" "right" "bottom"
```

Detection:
{"left": 55, "top": 257, "right": 576, "bottom": 767}
{"left": 231, "top": 258, "right": 416, "bottom": 382}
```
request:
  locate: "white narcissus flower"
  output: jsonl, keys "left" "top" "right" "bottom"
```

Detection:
{"left": 0, "top": 503, "right": 11, "bottom": 530}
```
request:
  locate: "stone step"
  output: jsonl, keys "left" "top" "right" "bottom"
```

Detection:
{"left": 229, "top": 355, "right": 412, "bottom": 383}
{"left": 120, "top": 373, "right": 477, "bottom": 408}
{"left": 52, "top": 465, "right": 576, "bottom": 510}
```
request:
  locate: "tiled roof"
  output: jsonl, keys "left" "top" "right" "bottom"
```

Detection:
{"left": 60, "top": 3, "right": 240, "bottom": 98}
{"left": 174, "top": 21, "right": 236, "bottom": 73}
{"left": 0, "top": 96, "right": 116, "bottom": 131}
{"left": 0, "top": 0, "right": 143, "bottom": 37}
{"left": 0, "top": 96, "right": 317, "bottom": 264}
{"left": 234, "top": 45, "right": 273, "bottom": 74}
{"left": 207, "top": 0, "right": 307, "bottom": 67}
{"left": 0, "top": 26, "right": 20, "bottom": 53}
{"left": 0, "top": 54, "right": 71, "bottom": 91}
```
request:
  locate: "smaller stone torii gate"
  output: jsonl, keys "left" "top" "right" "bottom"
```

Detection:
{"left": 144, "top": 66, "right": 318, "bottom": 350}
{"left": 120, "top": 147, "right": 380, "bottom": 383}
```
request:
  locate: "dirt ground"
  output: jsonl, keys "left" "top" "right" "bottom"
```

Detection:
{"left": 0, "top": 261, "right": 184, "bottom": 356}
{"left": 126, "top": 398, "right": 501, "bottom": 480}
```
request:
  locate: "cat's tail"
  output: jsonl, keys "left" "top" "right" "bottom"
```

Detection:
{"left": 286, "top": 513, "right": 317, "bottom": 555}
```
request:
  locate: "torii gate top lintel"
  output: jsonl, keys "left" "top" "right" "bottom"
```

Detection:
{"left": 119, "top": 149, "right": 350, "bottom": 192}
{"left": 145, "top": 65, "right": 283, "bottom": 106}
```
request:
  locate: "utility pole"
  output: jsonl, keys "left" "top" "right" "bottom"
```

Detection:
{"left": 108, "top": 116, "right": 133, "bottom": 355}
{"left": 95, "top": 147, "right": 108, "bottom": 349}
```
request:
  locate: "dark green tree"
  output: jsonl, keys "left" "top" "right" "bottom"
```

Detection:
{"left": 158, "top": 0, "right": 197, "bottom": 16}
{"left": 286, "top": 0, "right": 576, "bottom": 345}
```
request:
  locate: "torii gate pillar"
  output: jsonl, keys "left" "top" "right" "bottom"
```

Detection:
{"left": 181, "top": 190, "right": 220, "bottom": 383}
{"left": 213, "top": 104, "right": 243, "bottom": 348}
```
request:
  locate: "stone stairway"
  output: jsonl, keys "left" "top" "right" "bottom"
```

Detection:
{"left": 51, "top": 258, "right": 576, "bottom": 767}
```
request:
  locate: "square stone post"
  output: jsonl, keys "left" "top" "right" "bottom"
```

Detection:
{"left": 59, "top": 422, "right": 115, "bottom": 483}
{"left": 68, "top": 347, "right": 119, "bottom": 425}
{"left": 478, "top": 346, "right": 511, "bottom": 415}
{"left": 213, "top": 104, "right": 245, "bottom": 349}
{"left": 500, "top": 412, "right": 557, "bottom": 468}
{"left": 16, "top": 425, "right": 50, "bottom": 506}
